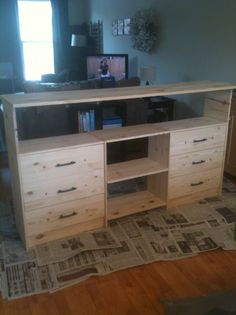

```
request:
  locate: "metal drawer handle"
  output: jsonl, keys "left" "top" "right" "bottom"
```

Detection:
{"left": 192, "top": 160, "right": 206, "bottom": 165}
{"left": 193, "top": 138, "right": 207, "bottom": 143}
{"left": 55, "top": 161, "right": 76, "bottom": 167}
{"left": 59, "top": 211, "right": 77, "bottom": 219}
{"left": 57, "top": 187, "right": 77, "bottom": 194}
{"left": 191, "top": 181, "right": 203, "bottom": 186}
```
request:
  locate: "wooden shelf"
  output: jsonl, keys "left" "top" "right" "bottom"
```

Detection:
{"left": 2, "top": 81, "right": 236, "bottom": 108}
{"left": 93, "top": 124, "right": 167, "bottom": 143}
{"left": 159, "top": 117, "right": 226, "bottom": 132}
{"left": 19, "top": 133, "right": 103, "bottom": 155}
{"left": 107, "top": 158, "right": 168, "bottom": 183}
{"left": 107, "top": 190, "right": 166, "bottom": 220}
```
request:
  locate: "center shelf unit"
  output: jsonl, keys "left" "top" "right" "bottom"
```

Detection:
{"left": 93, "top": 124, "right": 169, "bottom": 220}
{"left": 2, "top": 81, "right": 236, "bottom": 248}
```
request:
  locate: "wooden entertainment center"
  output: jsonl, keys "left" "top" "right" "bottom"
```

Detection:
{"left": 2, "top": 81, "right": 235, "bottom": 249}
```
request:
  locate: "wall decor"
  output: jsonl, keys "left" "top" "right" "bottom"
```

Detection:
{"left": 130, "top": 8, "right": 159, "bottom": 53}
{"left": 117, "top": 19, "right": 124, "bottom": 35}
{"left": 112, "top": 21, "right": 118, "bottom": 36}
{"left": 124, "top": 18, "right": 131, "bottom": 35}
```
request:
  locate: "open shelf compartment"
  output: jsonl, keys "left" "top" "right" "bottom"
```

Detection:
{"left": 107, "top": 133, "right": 169, "bottom": 183}
{"left": 107, "top": 172, "right": 168, "bottom": 220}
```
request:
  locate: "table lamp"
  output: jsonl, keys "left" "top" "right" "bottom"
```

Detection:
{"left": 140, "top": 66, "right": 156, "bottom": 85}
{"left": 71, "top": 34, "right": 87, "bottom": 47}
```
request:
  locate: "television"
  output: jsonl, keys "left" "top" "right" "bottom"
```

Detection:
{"left": 86, "top": 54, "right": 128, "bottom": 81}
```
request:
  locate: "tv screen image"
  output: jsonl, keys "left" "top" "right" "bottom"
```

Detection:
{"left": 86, "top": 54, "right": 128, "bottom": 81}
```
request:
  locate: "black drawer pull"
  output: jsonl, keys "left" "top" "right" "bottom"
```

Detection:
{"left": 191, "top": 181, "right": 203, "bottom": 186}
{"left": 193, "top": 138, "right": 207, "bottom": 143}
{"left": 59, "top": 211, "right": 77, "bottom": 219}
{"left": 57, "top": 187, "right": 77, "bottom": 194}
{"left": 192, "top": 160, "right": 206, "bottom": 165}
{"left": 55, "top": 161, "right": 76, "bottom": 167}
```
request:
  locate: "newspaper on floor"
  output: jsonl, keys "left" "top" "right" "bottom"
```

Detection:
{"left": 3, "top": 261, "right": 57, "bottom": 299}
{"left": 208, "top": 224, "right": 236, "bottom": 250}
{"left": 51, "top": 223, "right": 144, "bottom": 292}
{"left": 170, "top": 224, "right": 219, "bottom": 255}
{"left": 176, "top": 201, "right": 225, "bottom": 226}
{"left": 35, "top": 228, "right": 122, "bottom": 266}
{"left": 214, "top": 207, "right": 236, "bottom": 224}
{"left": 51, "top": 263, "right": 100, "bottom": 292}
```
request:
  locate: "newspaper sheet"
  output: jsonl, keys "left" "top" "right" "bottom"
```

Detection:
{"left": 214, "top": 207, "right": 236, "bottom": 224}
{"left": 51, "top": 223, "right": 143, "bottom": 292}
{"left": 35, "top": 228, "right": 121, "bottom": 266}
{"left": 177, "top": 201, "right": 224, "bottom": 225}
{"left": 3, "top": 261, "right": 57, "bottom": 299}
{"left": 208, "top": 224, "right": 236, "bottom": 250}
{"left": 170, "top": 224, "right": 219, "bottom": 254}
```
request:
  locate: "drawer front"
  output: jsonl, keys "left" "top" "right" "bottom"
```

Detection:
{"left": 168, "top": 168, "right": 222, "bottom": 200}
{"left": 26, "top": 217, "right": 105, "bottom": 248}
{"left": 20, "top": 144, "right": 104, "bottom": 184}
{"left": 25, "top": 193, "right": 105, "bottom": 236}
{"left": 169, "top": 147, "right": 224, "bottom": 177}
{"left": 23, "top": 170, "right": 104, "bottom": 210}
{"left": 170, "top": 125, "right": 227, "bottom": 155}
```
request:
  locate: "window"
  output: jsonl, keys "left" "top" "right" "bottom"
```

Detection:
{"left": 18, "top": 0, "right": 54, "bottom": 81}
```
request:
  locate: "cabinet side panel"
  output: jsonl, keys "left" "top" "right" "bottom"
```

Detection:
{"left": 204, "top": 90, "right": 232, "bottom": 122}
{"left": 147, "top": 172, "right": 168, "bottom": 202}
{"left": 225, "top": 93, "right": 236, "bottom": 176}
{"left": 148, "top": 134, "right": 169, "bottom": 168}
{"left": 3, "top": 101, "right": 26, "bottom": 244}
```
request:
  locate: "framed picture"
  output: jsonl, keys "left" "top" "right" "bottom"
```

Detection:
{"left": 112, "top": 21, "right": 118, "bottom": 36}
{"left": 117, "top": 19, "right": 124, "bottom": 35}
{"left": 124, "top": 18, "right": 131, "bottom": 35}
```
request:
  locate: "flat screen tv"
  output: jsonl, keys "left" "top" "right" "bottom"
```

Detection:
{"left": 86, "top": 54, "right": 128, "bottom": 81}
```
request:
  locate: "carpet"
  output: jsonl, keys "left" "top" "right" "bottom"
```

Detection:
{"left": 164, "top": 288, "right": 236, "bottom": 315}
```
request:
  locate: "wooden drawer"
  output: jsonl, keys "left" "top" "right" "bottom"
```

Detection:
{"left": 169, "top": 147, "right": 224, "bottom": 177}
{"left": 26, "top": 217, "right": 105, "bottom": 248}
{"left": 25, "top": 193, "right": 105, "bottom": 236}
{"left": 168, "top": 168, "right": 222, "bottom": 200}
{"left": 170, "top": 124, "right": 227, "bottom": 156}
{"left": 23, "top": 170, "right": 104, "bottom": 210}
{"left": 20, "top": 144, "right": 104, "bottom": 184}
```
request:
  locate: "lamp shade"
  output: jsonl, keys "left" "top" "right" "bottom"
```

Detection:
{"left": 71, "top": 34, "right": 87, "bottom": 47}
{"left": 140, "top": 66, "right": 156, "bottom": 83}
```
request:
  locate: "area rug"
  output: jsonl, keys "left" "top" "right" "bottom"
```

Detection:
{"left": 163, "top": 288, "right": 236, "bottom": 315}
{"left": 0, "top": 177, "right": 235, "bottom": 300}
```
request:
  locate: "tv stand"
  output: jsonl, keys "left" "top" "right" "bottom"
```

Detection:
{"left": 2, "top": 81, "right": 235, "bottom": 248}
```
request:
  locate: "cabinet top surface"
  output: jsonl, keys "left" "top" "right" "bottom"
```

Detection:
{"left": 2, "top": 81, "right": 236, "bottom": 108}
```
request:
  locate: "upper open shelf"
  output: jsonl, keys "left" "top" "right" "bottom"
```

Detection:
{"left": 2, "top": 81, "right": 236, "bottom": 108}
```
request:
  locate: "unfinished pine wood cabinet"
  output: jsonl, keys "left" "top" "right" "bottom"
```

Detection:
{"left": 1, "top": 81, "right": 235, "bottom": 248}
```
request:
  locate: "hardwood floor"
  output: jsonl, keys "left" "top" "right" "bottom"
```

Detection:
{"left": 0, "top": 152, "right": 236, "bottom": 315}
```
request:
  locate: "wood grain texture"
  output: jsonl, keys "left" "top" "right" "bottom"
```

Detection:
{"left": 1, "top": 81, "right": 236, "bottom": 108}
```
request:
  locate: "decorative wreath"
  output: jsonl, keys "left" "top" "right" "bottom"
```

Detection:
{"left": 130, "top": 8, "right": 158, "bottom": 54}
